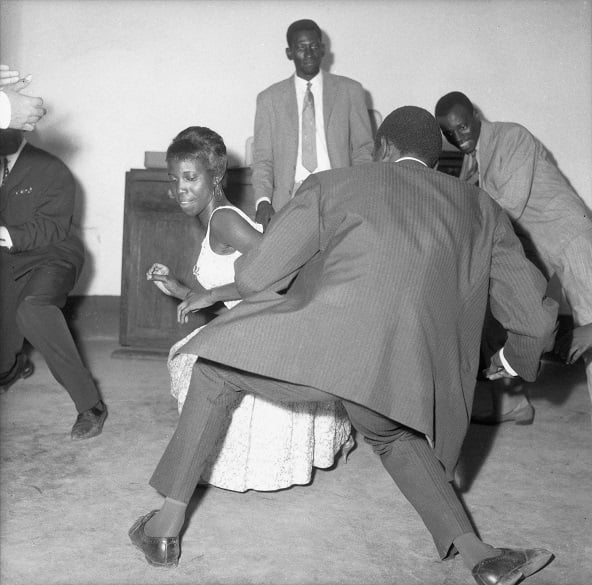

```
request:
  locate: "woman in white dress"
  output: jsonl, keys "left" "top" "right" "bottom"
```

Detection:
{"left": 147, "top": 126, "right": 352, "bottom": 492}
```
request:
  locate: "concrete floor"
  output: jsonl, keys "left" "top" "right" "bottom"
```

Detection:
{"left": 1, "top": 328, "right": 591, "bottom": 585}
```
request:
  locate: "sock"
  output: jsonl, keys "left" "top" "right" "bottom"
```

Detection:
{"left": 453, "top": 532, "right": 501, "bottom": 569}
{"left": 144, "top": 497, "right": 187, "bottom": 537}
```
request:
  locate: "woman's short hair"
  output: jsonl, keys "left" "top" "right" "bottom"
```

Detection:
{"left": 166, "top": 126, "right": 227, "bottom": 178}
{"left": 375, "top": 106, "right": 442, "bottom": 168}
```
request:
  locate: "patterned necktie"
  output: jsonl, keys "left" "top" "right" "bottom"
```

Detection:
{"left": 462, "top": 150, "right": 479, "bottom": 186}
{"left": 1, "top": 157, "right": 9, "bottom": 186}
{"left": 301, "top": 82, "right": 317, "bottom": 173}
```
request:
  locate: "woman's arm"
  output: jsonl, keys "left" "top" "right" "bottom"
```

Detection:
{"left": 177, "top": 208, "right": 262, "bottom": 323}
{"left": 146, "top": 263, "right": 191, "bottom": 300}
{"left": 209, "top": 207, "right": 263, "bottom": 255}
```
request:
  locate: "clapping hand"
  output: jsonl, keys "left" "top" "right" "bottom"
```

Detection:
{"left": 0, "top": 65, "right": 21, "bottom": 86}
{"left": 0, "top": 65, "right": 45, "bottom": 131}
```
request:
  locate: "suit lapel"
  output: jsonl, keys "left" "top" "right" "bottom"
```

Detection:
{"left": 477, "top": 120, "right": 493, "bottom": 173}
{"left": 322, "top": 72, "right": 336, "bottom": 134}
{"left": 282, "top": 76, "right": 298, "bottom": 141}
{"left": 279, "top": 76, "right": 299, "bottom": 171}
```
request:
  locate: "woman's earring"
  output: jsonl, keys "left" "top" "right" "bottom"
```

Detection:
{"left": 214, "top": 180, "right": 223, "bottom": 200}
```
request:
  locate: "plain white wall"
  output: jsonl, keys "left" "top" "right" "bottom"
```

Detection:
{"left": 1, "top": 0, "right": 591, "bottom": 295}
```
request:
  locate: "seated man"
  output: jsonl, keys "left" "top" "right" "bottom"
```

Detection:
{"left": 130, "top": 106, "right": 557, "bottom": 585}
{"left": 0, "top": 128, "right": 107, "bottom": 440}
{"left": 436, "top": 91, "right": 592, "bottom": 416}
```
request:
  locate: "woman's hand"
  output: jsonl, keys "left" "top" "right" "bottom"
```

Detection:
{"left": 146, "top": 263, "right": 188, "bottom": 299}
{"left": 555, "top": 323, "right": 592, "bottom": 364}
{"left": 177, "top": 285, "right": 215, "bottom": 323}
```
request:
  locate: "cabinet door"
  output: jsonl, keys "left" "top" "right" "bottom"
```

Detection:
{"left": 119, "top": 170, "right": 212, "bottom": 351}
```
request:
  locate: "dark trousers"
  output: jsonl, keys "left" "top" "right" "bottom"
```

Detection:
{"left": 150, "top": 359, "right": 474, "bottom": 559}
{"left": 0, "top": 261, "right": 100, "bottom": 413}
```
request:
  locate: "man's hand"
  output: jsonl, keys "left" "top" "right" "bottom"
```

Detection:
{"left": 255, "top": 201, "right": 275, "bottom": 231}
{"left": 3, "top": 80, "right": 46, "bottom": 131}
{"left": 0, "top": 66, "right": 45, "bottom": 131}
{"left": 0, "top": 65, "right": 20, "bottom": 86}
{"left": 555, "top": 323, "right": 592, "bottom": 365}
{"left": 177, "top": 285, "right": 215, "bottom": 323}
{"left": 483, "top": 349, "right": 515, "bottom": 380}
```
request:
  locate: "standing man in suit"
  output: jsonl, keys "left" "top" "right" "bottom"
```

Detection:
{"left": 435, "top": 91, "right": 592, "bottom": 416}
{"left": 0, "top": 128, "right": 107, "bottom": 440}
{"left": 130, "top": 107, "right": 557, "bottom": 585}
{"left": 252, "top": 19, "right": 373, "bottom": 228}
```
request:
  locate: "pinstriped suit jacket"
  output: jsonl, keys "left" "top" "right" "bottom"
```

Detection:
{"left": 470, "top": 120, "right": 592, "bottom": 275}
{"left": 251, "top": 72, "right": 373, "bottom": 212}
{"left": 184, "top": 160, "right": 557, "bottom": 472}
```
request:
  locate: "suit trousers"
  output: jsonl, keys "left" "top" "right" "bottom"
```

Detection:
{"left": 547, "top": 230, "right": 592, "bottom": 403}
{"left": 0, "top": 260, "right": 100, "bottom": 413}
{"left": 150, "top": 358, "right": 474, "bottom": 559}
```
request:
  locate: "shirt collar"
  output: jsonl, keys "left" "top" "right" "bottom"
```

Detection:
{"left": 294, "top": 70, "right": 323, "bottom": 92}
{"left": 5, "top": 137, "right": 27, "bottom": 170}
{"left": 395, "top": 156, "right": 427, "bottom": 167}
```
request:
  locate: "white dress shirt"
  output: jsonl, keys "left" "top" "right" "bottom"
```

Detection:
{"left": 0, "top": 90, "right": 11, "bottom": 129}
{"left": 293, "top": 71, "right": 331, "bottom": 187}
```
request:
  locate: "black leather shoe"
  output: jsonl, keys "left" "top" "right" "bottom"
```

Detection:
{"left": 129, "top": 510, "right": 180, "bottom": 567}
{"left": 0, "top": 354, "right": 34, "bottom": 393}
{"left": 472, "top": 547, "right": 554, "bottom": 585}
{"left": 71, "top": 400, "right": 108, "bottom": 440}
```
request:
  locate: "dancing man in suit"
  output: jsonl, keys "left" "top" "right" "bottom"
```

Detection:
{"left": 435, "top": 91, "right": 592, "bottom": 418}
{"left": 252, "top": 18, "right": 373, "bottom": 228}
{"left": 0, "top": 128, "right": 107, "bottom": 439}
{"left": 130, "top": 107, "right": 558, "bottom": 585}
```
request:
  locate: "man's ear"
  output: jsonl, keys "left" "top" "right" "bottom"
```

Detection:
{"left": 380, "top": 137, "right": 397, "bottom": 162}
{"left": 286, "top": 47, "right": 293, "bottom": 61}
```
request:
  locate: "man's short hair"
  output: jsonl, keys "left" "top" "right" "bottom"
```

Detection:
{"left": 286, "top": 19, "right": 322, "bottom": 45}
{"left": 434, "top": 91, "right": 474, "bottom": 118}
{"left": 376, "top": 106, "right": 442, "bottom": 168}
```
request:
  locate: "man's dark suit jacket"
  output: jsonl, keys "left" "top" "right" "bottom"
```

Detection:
{"left": 181, "top": 160, "right": 558, "bottom": 474}
{"left": 0, "top": 142, "right": 84, "bottom": 281}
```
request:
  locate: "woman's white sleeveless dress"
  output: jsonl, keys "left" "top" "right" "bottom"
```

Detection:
{"left": 167, "top": 206, "right": 352, "bottom": 492}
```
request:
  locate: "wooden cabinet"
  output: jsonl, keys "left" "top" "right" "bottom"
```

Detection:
{"left": 114, "top": 169, "right": 202, "bottom": 358}
{"left": 113, "top": 167, "right": 254, "bottom": 359}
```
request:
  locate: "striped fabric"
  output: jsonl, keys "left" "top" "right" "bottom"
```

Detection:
{"left": 184, "top": 160, "right": 557, "bottom": 473}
